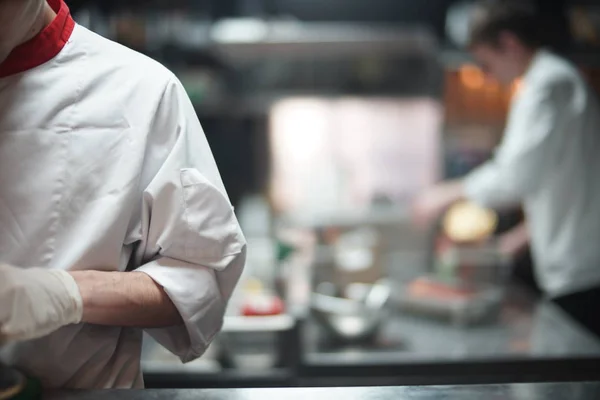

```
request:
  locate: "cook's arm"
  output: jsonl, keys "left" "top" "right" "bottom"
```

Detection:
{"left": 464, "top": 81, "right": 573, "bottom": 208}
{"left": 136, "top": 77, "right": 245, "bottom": 362}
{"left": 69, "top": 270, "right": 182, "bottom": 327}
{"left": 76, "top": 76, "right": 245, "bottom": 362}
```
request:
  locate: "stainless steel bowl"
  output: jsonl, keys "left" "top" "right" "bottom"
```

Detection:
{"left": 311, "top": 281, "right": 390, "bottom": 343}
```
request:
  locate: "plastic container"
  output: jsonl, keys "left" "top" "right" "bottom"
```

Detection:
{"left": 218, "top": 315, "right": 294, "bottom": 370}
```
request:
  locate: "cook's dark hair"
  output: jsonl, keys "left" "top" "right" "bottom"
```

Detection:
{"left": 469, "top": 1, "right": 543, "bottom": 49}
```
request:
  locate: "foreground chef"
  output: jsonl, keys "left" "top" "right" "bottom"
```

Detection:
{"left": 414, "top": 1, "right": 600, "bottom": 336}
{"left": 0, "top": 0, "right": 246, "bottom": 388}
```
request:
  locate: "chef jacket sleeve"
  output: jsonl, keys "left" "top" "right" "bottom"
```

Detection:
{"left": 463, "top": 80, "right": 575, "bottom": 208}
{"left": 129, "top": 76, "right": 246, "bottom": 362}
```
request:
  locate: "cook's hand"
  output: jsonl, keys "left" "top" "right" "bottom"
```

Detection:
{"left": 498, "top": 222, "right": 529, "bottom": 259}
{"left": 412, "top": 181, "right": 465, "bottom": 228}
{"left": 0, "top": 264, "right": 83, "bottom": 343}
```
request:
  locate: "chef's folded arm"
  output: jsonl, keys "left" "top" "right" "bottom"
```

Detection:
{"left": 463, "top": 80, "right": 573, "bottom": 209}
{"left": 74, "top": 76, "right": 247, "bottom": 362}
{"left": 133, "top": 76, "right": 246, "bottom": 361}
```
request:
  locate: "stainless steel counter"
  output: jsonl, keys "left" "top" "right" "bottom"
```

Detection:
{"left": 301, "top": 287, "right": 600, "bottom": 385}
{"left": 305, "top": 288, "right": 600, "bottom": 366}
{"left": 45, "top": 382, "right": 600, "bottom": 400}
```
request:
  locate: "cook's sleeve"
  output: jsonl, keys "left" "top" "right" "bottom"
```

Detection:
{"left": 129, "top": 76, "right": 246, "bottom": 362}
{"left": 464, "top": 80, "right": 575, "bottom": 208}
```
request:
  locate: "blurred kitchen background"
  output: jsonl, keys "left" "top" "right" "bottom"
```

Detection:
{"left": 67, "top": 0, "right": 600, "bottom": 389}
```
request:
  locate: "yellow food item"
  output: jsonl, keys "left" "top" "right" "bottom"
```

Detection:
{"left": 442, "top": 201, "right": 497, "bottom": 243}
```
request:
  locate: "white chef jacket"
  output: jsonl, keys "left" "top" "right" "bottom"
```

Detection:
{"left": 0, "top": 0, "right": 246, "bottom": 389}
{"left": 465, "top": 50, "right": 600, "bottom": 297}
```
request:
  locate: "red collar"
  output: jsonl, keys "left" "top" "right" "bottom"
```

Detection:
{"left": 0, "top": 0, "right": 75, "bottom": 78}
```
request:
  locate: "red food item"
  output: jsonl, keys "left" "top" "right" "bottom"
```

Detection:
{"left": 408, "top": 277, "right": 475, "bottom": 300}
{"left": 241, "top": 295, "right": 285, "bottom": 316}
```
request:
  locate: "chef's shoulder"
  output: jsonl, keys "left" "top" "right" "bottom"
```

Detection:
{"left": 73, "top": 25, "right": 180, "bottom": 101}
{"left": 529, "top": 52, "right": 585, "bottom": 99}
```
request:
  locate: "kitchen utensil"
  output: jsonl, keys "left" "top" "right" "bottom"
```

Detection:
{"left": 311, "top": 280, "right": 390, "bottom": 343}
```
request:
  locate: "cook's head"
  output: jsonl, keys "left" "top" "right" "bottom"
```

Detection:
{"left": 0, "top": 0, "right": 48, "bottom": 63}
{"left": 468, "top": 1, "right": 542, "bottom": 85}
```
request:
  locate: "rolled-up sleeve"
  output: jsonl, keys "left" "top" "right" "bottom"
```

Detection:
{"left": 464, "top": 81, "right": 573, "bottom": 208}
{"left": 128, "top": 76, "right": 246, "bottom": 362}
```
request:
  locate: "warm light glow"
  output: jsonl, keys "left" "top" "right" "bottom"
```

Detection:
{"left": 459, "top": 64, "right": 485, "bottom": 90}
{"left": 483, "top": 79, "right": 501, "bottom": 94}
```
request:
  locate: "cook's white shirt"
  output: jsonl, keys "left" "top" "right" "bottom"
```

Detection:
{"left": 0, "top": 20, "right": 246, "bottom": 389}
{"left": 465, "top": 50, "right": 600, "bottom": 297}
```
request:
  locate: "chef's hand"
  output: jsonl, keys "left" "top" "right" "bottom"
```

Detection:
{"left": 0, "top": 264, "right": 83, "bottom": 343}
{"left": 412, "top": 180, "right": 465, "bottom": 228}
{"left": 498, "top": 222, "right": 530, "bottom": 259}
